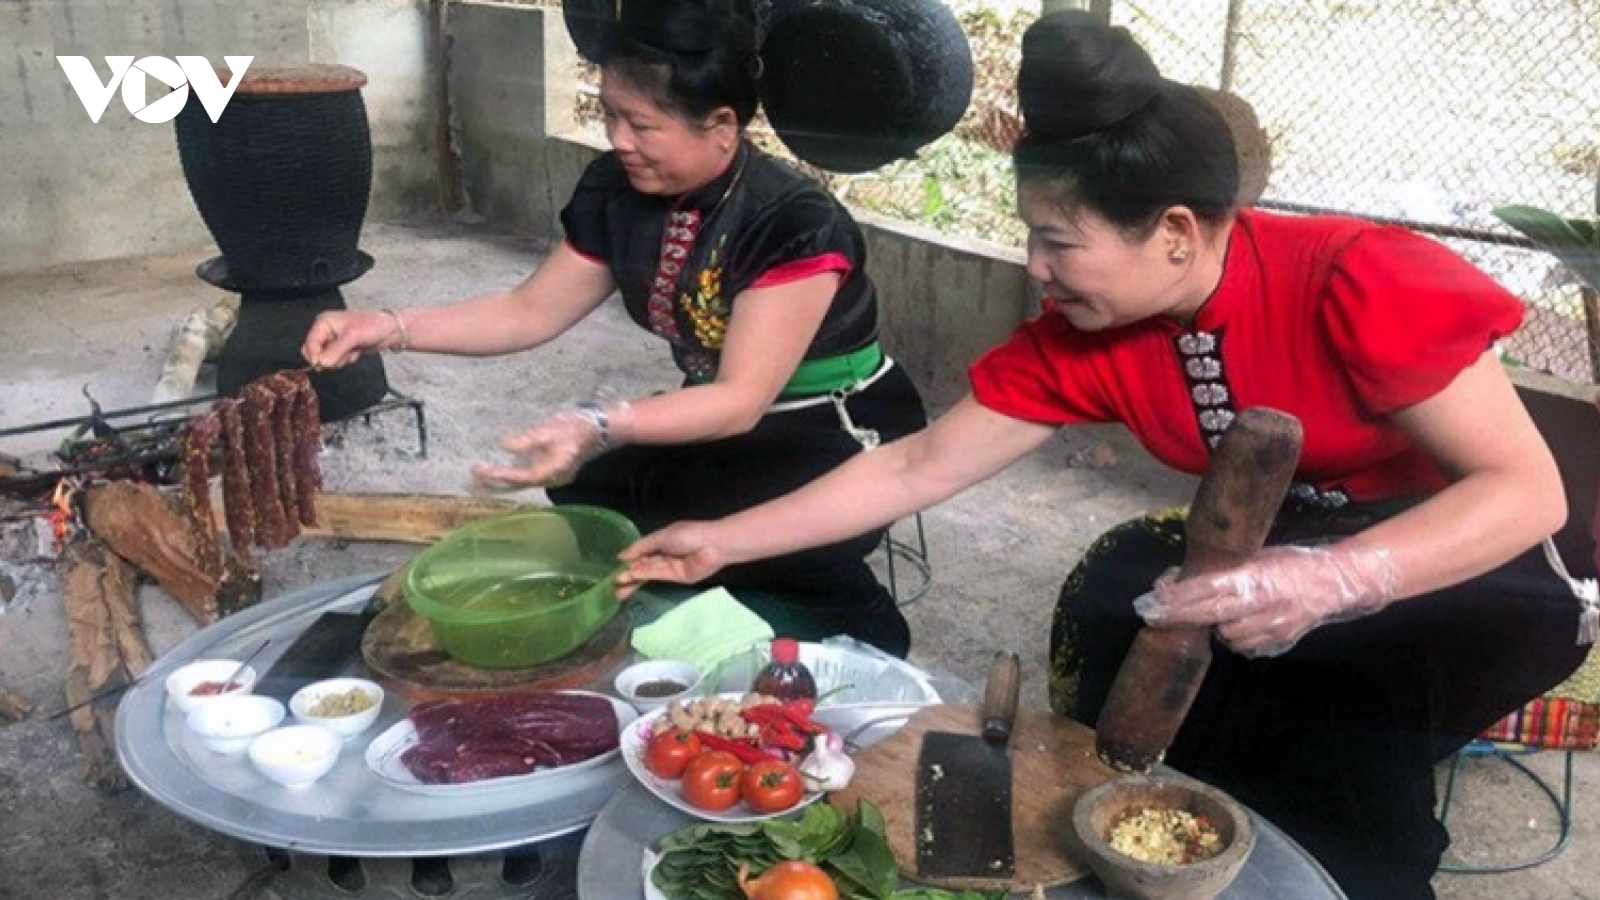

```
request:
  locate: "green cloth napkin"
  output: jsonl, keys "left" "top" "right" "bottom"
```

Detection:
{"left": 631, "top": 587, "right": 774, "bottom": 673}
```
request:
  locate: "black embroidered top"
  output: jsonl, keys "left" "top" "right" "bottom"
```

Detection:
{"left": 560, "top": 144, "right": 879, "bottom": 381}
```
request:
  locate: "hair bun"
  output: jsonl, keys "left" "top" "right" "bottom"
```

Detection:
{"left": 616, "top": 0, "right": 756, "bottom": 55}
{"left": 1018, "top": 9, "right": 1163, "bottom": 140}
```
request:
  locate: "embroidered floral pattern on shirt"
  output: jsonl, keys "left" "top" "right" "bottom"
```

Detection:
{"left": 1174, "top": 328, "right": 1236, "bottom": 450}
{"left": 647, "top": 209, "right": 699, "bottom": 344}
{"left": 1287, "top": 481, "right": 1351, "bottom": 510}
{"left": 1174, "top": 327, "right": 1350, "bottom": 510}
{"left": 683, "top": 236, "right": 731, "bottom": 349}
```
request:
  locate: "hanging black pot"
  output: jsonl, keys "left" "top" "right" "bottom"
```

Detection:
{"left": 758, "top": 0, "right": 972, "bottom": 173}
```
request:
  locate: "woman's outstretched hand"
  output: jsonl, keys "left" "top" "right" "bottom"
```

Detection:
{"left": 302, "top": 309, "right": 402, "bottom": 369}
{"left": 470, "top": 409, "right": 609, "bottom": 490}
{"left": 1134, "top": 545, "right": 1402, "bottom": 658}
{"left": 614, "top": 523, "right": 727, "bottom": 599}
{"left": 471, "top": 400, "right": 631, "bottom": 490}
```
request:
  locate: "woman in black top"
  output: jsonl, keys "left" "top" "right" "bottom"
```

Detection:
{"left": 302, "top": 0, "right": 925, "bottom": 655}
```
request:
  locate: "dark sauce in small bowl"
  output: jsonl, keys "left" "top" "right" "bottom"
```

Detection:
{"left": 632, "top": 679, "right": 688, "bottom": 699}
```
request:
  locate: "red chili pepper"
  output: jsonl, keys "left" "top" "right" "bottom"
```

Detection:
{"left": 760, "top": 722, "right": 808, "bottom": 751}
{"left": 783, "top": 698, "right": 816, "bottom": 718}
{"left": 775, "top": 704, "right": 824, "bottom": 735}
{"left": 740, "top": 705, "right": 786, "bottom": 726}
{"left": 696, "top": 733, "right": 767, "bottom": 765}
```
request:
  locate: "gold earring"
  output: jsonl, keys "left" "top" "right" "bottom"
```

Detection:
{"left": 1169, "top": 247, "right": 1190, "bottom": 263}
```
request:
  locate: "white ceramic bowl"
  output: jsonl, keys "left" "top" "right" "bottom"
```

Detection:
{"left": 290, "top": 677, "right": 385, "bottom": 740}
{"left": 165, "top": 659, "right": 259, "bottom": 716}
{"left": 614, "top": 659, "right": 702, "bottom": 713}
{"left": 185, "top": 695, "right": 285, "bottom": 755}
{"left": 248, "top": 725, "right": 342, "bottom": 788}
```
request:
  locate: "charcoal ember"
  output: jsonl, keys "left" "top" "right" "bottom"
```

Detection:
{"left": 263, "top": 374, "right": 301, "bottom": 543}
{"left": 214, "top": 399, "right": 256, "bottom": 557}
{"left": 400, "top": 692, "right": 620, "bottom": 785}
{"left": 281, "top": 370, "right": 323, "bottom": 527}
{"left": 179, "top": 412, "right": 223, "bottom": 575}
{"left": 240, "top": 381, "right": 289, "bottom": 549}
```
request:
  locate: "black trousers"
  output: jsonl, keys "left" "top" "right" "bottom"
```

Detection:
{"left": 1049, "top": 504, "right": 1589, "bottom": 900}
{"left": 549, "top": 364, "right": 926, "bottom": 658}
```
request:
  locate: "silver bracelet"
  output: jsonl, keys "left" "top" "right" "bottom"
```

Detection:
{"left": 574, "top": 401, "right": 611, "bottom": 451}
{"left": 382, "top": 308, "right": 411, "bottom": 352}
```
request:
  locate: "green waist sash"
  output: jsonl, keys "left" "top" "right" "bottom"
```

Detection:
{"left": 685, "top": 341, "right": 885, "bottom": 397}
{"left": 780, "top": 342, "right": 884, "bottom": 397}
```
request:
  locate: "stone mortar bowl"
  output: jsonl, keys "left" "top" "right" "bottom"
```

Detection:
{"left": 1071, "top": 773, "right": 1256, "bottom": 900}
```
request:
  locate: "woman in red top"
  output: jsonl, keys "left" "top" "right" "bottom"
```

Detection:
{"left": 619, "top": 11, "right": 1589, "bottom": 897}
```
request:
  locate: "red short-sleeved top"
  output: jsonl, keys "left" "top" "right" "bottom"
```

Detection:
{"left": 969, "top": 209, "right": 1524, "bottom": 502}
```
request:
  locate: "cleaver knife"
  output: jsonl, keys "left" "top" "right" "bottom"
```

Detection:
{"left": 915, "top": 651, "right": 1022, "bottom": 885}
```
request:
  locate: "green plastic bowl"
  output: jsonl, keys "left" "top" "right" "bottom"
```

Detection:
{"left": 403, "top": 506, "right": 640, "bottom": 669}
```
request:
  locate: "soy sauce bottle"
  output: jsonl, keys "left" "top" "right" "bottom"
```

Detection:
{"left": 750, "top": 637, "right": 817, "bottom": 702}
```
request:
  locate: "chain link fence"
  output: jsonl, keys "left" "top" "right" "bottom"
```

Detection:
{"left": 1096, "top": 0, "right": 1600, "bottom": 382}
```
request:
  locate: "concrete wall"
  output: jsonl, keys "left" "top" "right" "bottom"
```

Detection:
{"left": 0, "top": 0, "right": 441, "bottom": 274}
{"left": 446, "top": 1, "right": 579, "bottom": 236}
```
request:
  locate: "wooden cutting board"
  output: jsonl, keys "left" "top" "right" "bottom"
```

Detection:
{"left": 828, "top": 704, "right": 1119, "bottom": 893}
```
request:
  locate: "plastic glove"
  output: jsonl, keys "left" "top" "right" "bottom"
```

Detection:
{"left": 301, "top": 309, "right": 406, "bottom": 369}
{"left": 1134, "top": 545, "right": 1401, "bottom": 658}
{"left": 470, "top": 399, "right": 634, "bottom": 490}
{"left": 613, "top": 521, "right": 727, "bottom": 599}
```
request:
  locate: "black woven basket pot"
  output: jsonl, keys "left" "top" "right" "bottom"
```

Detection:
{"left": 759, "top": 0, "right": 973, "bottom": 173}
{"left": 175, "top": 87, "right": 373, "bottom": 293}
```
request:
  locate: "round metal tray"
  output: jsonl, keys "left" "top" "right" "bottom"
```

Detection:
{"left": 577, "top": 703, "right": 1350, "bottom": 899}
{"left": 116, "top": 572, "right": 632, "bottom": 857}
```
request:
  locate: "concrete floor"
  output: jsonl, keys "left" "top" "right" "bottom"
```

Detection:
{"left": 0, "top": 221, "right": 1594, "bottom": 899}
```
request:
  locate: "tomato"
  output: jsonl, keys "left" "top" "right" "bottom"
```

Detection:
{"left": 644, "top": 728, "right": 703, "bottom": 779}
{"left": 737, "top": 860, "right": 838, "bottom": 900}
{"left": 739, "top": 759, "right": 804, "bottom": 813}
{"left": 680, "top": 750, "right": 744, "bottom": 811}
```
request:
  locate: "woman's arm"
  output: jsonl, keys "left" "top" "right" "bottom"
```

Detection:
{"left": 302, "top": 242, "right": 616, "bottom": 366}
{"left": 618, "top": 272, "right": 839, "bottom": 444}
{"left": 472, "top": 271, "right": 852, "bottom": 487}
{"left": 1143, "top": 350, "right": 1567, "bottom": 656}
{"left": 1342, "top": 349, "right": 1566, "bottom": 594}
{"left": 617, "top": 398, "right": 1058, "bottom": 589}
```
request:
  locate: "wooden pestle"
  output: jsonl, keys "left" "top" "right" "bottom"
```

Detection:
{"left": 1094, "top": 407, "right": 1304, "bottom": 772}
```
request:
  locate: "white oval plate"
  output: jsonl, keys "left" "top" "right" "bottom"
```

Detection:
{"left": 364, "top": 691, "right": 637, "bottom": 796}
{"left": 641, "top": 849, "right": 666, "bottom": 900}
{"left": 621, "top": 693, "right": 824, "bottom": 824}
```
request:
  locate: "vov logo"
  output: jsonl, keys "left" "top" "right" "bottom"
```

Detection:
{"left": 57, "top": 56, "right": 254, "bottom": 124}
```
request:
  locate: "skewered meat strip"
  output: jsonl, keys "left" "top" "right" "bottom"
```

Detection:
{"left": 264, "top": 374, "right": 301, "bottom": 543}
{"left": 279, "top": 370, "right": 323, "bottom": 527}
{"left": 179, "top": 411, "right": 224, "bottom": 575}
{"left": 240, "top": 381, "right": 289, "bottom": 549}
{"left": 214, "top": 398, "right": 256, "bottom": 557}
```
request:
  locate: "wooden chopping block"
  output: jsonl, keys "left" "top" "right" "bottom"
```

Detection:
{"left": 829, "top": 704, "right": 1119, "bottom": 892}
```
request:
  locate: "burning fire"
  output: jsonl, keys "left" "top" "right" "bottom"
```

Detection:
{"left": 48, "top": 477, "right": 81, "bottom": 550}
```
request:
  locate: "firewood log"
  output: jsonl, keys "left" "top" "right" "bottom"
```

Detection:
{"left": 63, "top": 539, "right": 130, "bottom": 793}
{"left": 99, "top": 549, "right": 150, "bottom": 676}
{"left": 85, "top": 481, "right": 265, "bottom": 622}
{"left": 83, "top": 481, "right": 221, "bottom": 623}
